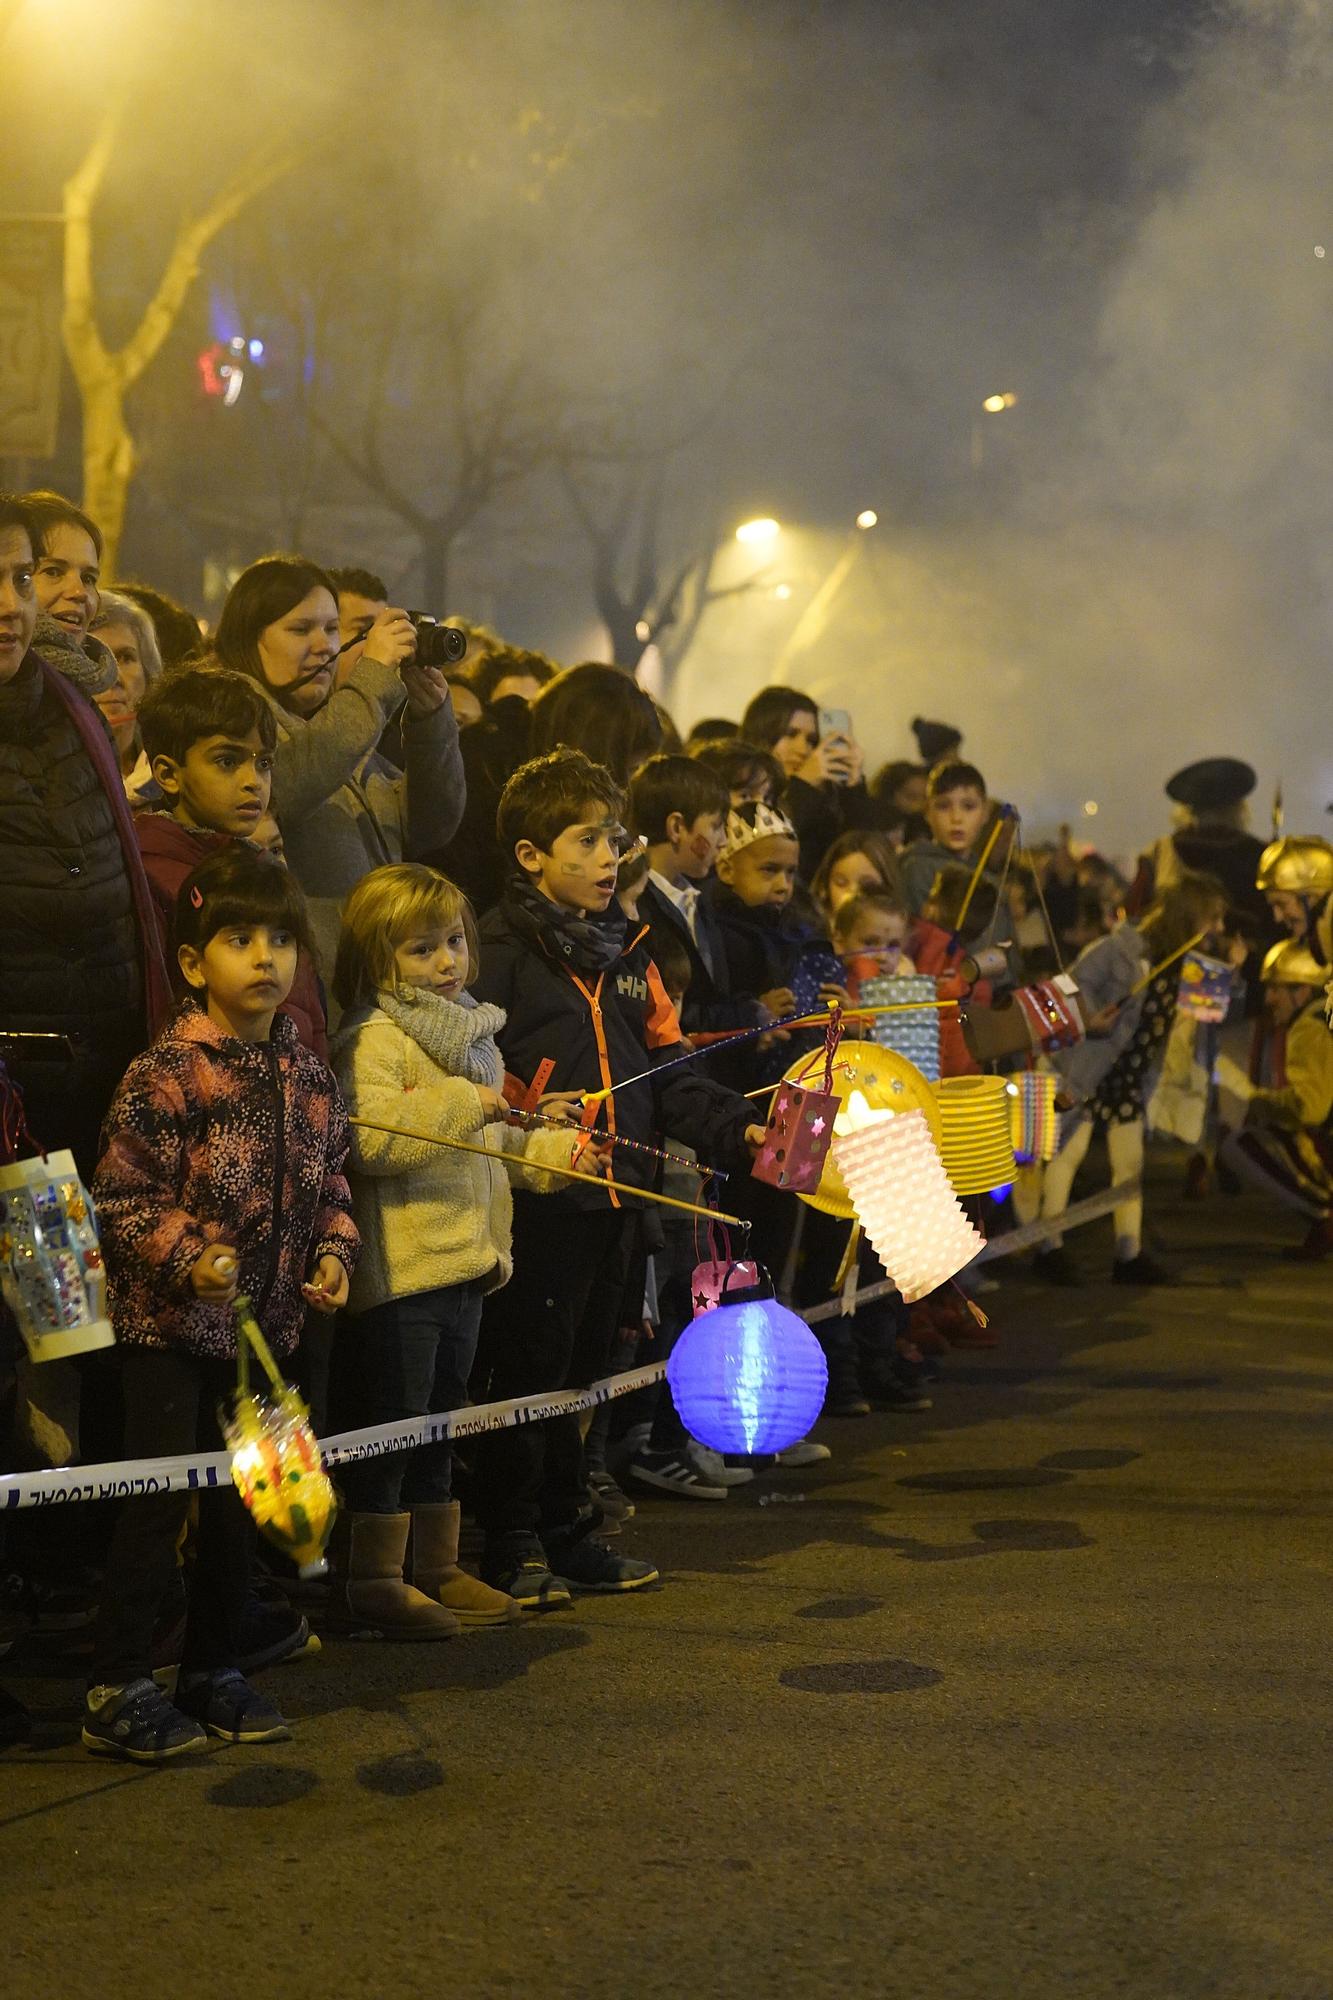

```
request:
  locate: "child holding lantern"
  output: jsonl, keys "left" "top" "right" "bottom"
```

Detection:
{"left": 328, "top": 862, "right": 604, "bottom": 1638}
{"left": 84, "top": 847, "right": 359, "bottom": 1763}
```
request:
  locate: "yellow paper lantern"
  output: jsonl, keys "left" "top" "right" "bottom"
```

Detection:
{"left": 833, "top": 1109, "right": 985, "bottom": 1302}
{"left": 783, "top": 1040, "right": 941, "bottom": 1220}
{"left": 932, "top": 1075, "right": 1017, "bottom": 1196}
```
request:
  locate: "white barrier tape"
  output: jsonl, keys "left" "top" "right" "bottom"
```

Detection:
{"left": 0, "top": 1361, "right": 666, "bottom": 1511}
{"left": 802, "top": 1180, "right": 1141, "bottom": 1324}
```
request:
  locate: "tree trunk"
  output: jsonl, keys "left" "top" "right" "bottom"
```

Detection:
{"left": 418, "top": 532, "right": 450, "bottom": 614}
{"left": 80, "top": 375, "right": 135, "bottom": 578}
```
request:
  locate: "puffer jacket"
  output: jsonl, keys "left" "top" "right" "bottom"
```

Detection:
{"left": 473, "top": 891, "right": 755, "bottom": 1208}
{"left": 133, "top": 812, "right": 328, "bottom": 1060}
{"left": 0, "top": 654, "right": 148, "bottom": 1170}
{"left": 93, "top": 1006, "right": 359, "bottom": 1359}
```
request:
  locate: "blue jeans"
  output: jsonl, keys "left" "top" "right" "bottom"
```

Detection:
{"left": 337, "top": 1281, "right": 486, "bottom": 1514}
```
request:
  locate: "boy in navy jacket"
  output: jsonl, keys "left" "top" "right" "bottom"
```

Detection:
{"left": 470, "top": 749, "right": 765, "bottom": 1607}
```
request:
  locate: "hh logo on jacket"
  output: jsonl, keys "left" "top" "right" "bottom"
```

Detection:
{"left": 616, "top": 971, "right": 650, "bottom": 1004}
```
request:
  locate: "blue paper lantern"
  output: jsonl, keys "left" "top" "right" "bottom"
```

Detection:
{"left": 667, "top": 1297, "right": 829, "bottom": 1455}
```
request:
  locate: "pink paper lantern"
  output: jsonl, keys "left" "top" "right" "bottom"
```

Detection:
{"left": 833, "top": 1109, "right": 985, "bottom": 1304}
{"left": 750, "top": 1081, "right": 839, "bottom": 1194}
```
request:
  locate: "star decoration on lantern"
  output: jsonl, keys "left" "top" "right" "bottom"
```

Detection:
{"left": 809, "top": 1117, "right": 826, "bottom": 1136}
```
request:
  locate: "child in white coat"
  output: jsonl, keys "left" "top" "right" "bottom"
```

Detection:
{"left": 330, "top": 863, "right": 595, "bottom": 1637}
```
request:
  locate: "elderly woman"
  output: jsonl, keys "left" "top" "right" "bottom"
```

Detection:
{"left": 90, "top": 590, "right": 162, "bottom": 801}
{"left": 215, "top": 553, "right": 465, "bottom": 982}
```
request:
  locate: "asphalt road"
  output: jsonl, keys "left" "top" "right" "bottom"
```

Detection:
{"left": 3, "top": 1170, "right": 1331, "bottom": 2000}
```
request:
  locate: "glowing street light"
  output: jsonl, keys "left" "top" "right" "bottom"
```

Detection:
{"left": 855, "top": 509, "right": 878, "bottom": 530}
{"left": 735, "top": 517, "right": 781, "bottom": 546}
{"left": 774, "top": 583, "right": 792, "bottom": 600}
{"left": 982, "top": 392, "right": 1018, "bottom": 414}
{"left": 634, "top": 619, "right": 652, "bottom": 642}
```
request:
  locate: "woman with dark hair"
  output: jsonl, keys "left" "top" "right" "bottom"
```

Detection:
{"left": 214, "top": 554, "right": 465, "bottom": 983}
{"left": 435, "top": 661, "right": 662, "bottom": 915}
{"left": 527, "top": 663, "right": 662, "bottom": 783}
{"left": 739, "top": 683, "right": 874, "bottom": 879}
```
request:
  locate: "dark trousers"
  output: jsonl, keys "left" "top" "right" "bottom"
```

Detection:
{"left": 336, "top": 1280, "right": 486, "bottom": 1514}
{"left": 89, "top": 1347, "right": 254, "bottom": 1689}
{"left": 471, "top": 1201, "right": 638, "bottom": 1537}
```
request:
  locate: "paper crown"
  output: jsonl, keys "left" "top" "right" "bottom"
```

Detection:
{"left": 720, "top": 799, "right": 798, "bottom": 861}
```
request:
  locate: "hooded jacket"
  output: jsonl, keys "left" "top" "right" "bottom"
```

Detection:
{"left": 133, "top": 812, "right": 328, "bottom": 1060}
{"left": 93, "top": 1006, "right": 359, "bottom": 1359}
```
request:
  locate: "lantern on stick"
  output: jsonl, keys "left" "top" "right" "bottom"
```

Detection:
{"left": 752, "top": 1008, "right": 842, "bottom": 1195}
{"left": 222, "top": 1296, "right": 336, "bottom": 1577}
{"left": 833, "top": 1109, "right": 985, "bottom": 1303}
{"left": 667, "top": 1265, "right": 827, "bottom": 1455}
{"left": 0, "top": 1149, "right": 114, "bottom": 1363}
{"left": 1008, "top": 1071, "right": 1060, "bottom": 1163}
{"left": 860, "top": 974, "right": 942, "bottom": 1082}
{"left": 933, "top": 1075, "right": 1017, "bottom": 1196}
{"left": 782, "top": 1040, "right": 941, "bottom": 1220}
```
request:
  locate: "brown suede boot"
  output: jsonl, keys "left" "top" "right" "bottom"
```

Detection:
{"left": 411, "top": 1502, "right": 523, "bottom": 1628}
{"left": 331, "top": 1513, "right": 459, "bottom": 1640}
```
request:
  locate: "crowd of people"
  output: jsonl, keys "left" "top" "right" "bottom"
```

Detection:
{"left": 1, "top": 487, "right": 1330, "bottom": 1764}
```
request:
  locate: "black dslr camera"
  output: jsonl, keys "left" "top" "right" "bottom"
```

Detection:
{"left": 408, "top": 614, "right": 468, "bottom": 668}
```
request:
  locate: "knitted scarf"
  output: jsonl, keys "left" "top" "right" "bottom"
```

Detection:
{"left": 507, "top": 880, "right": 629, "bottom": 974}
{"left": 31, "top": 613, "right": 118, "bottom": 696}
{"left": 375, "top": 985, "right": 506, "bottom": 1088}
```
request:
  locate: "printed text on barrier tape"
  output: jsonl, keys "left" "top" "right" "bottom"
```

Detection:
{"left": 0, "top": 1362, "right": 666, "bottom": 1510}
{"left": 801, "top": 1181, "right": 1141, "bottom": 1324}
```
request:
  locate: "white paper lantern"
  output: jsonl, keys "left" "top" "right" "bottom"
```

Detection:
{"left": 833, "top": 1109, "right": 985, "bottom": 1304}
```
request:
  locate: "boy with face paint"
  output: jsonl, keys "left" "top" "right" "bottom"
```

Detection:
{"left": 467, "top": 749, "right": 766, "bottom": 1608}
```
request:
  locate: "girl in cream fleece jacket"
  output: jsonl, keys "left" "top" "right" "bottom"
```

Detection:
{"left": 326, "top": 864, "right": 594, "bottom": 1637}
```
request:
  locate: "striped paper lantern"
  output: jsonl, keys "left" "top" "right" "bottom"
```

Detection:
{"left": 860, "top": 973, "right": 942, "bottom": 1083}
{"left": 833, "top": 1109, "right": 985, "bottom": 1304}
{"left": 933, "top": 1075, "right": 1017, "bottom": 1196}
{"left": 1008, "top": 1071, "right": 1060, "bottom": 1162}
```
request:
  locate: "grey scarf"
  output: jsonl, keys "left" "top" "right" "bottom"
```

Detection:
{"left": 31, "top": 612, "right": 117, "bottom": 696}
{"left": 375, "top": 986, "right": 506, "bottom": 1089}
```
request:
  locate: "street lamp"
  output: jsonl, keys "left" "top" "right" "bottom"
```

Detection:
{"left": 982, "top": 392, "right": 1017, "bottom": 414}
{"left": 855, "top": 509, "right": 878, "bottom": 530}
{"left": 735, "top": 517, "right": 781, "bottom": 547}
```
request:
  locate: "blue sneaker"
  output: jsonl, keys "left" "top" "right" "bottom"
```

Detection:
{"left": 176, "top": 1667, "right": 291, "bottom": 1744}
{"left": 82, "top": 1677, "right": 211, "bottom": 1763}
{"left": 480, "top": 1531, "right": 572, "bottom": 1613}
{"left": 543, "top": 1522, "right": 659, "bottom": 1594}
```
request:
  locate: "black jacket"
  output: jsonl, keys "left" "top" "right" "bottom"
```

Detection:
{"left": 782, "top": 775, "right": 876, "bottom": 881}
{"left": 424, "top": 697, "right": 532, "bottom": 917}
{"left": 472, "top": 891, "right": 755, "bottom": 1207}
{"left": 0, "top": 655, "right": 147, "bottom": 1170}
{"left": 638, "top": 877, "right": 765, "bottom": 1038}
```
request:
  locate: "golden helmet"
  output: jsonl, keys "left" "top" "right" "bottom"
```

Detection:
{"left": 1260, "top": 938, "right": 1328, "bottom": 988}
{"left": 1255, "top": 836, "right": 1333, "bottom": 898}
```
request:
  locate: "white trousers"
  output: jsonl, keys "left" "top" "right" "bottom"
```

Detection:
{"left": 1039, "top": 1116, "right": 1145, "bottom": 1261}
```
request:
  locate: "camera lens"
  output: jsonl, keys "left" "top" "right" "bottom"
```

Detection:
{"left": 409, "top": 615, "right": 468, "bottom": 668}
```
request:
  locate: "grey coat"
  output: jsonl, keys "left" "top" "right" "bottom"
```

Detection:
{"left": 1053, "top": 924, "right": 1150, "bottom": 1109}
{"left": 256, "top": 654, "right": 466, "bottom": 983}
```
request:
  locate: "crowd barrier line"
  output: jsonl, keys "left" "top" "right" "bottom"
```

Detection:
{"left": 2, "top": 1178, "right": 1140, "bottom": 1505}
{"left": 0, "top": 1362, "right": 666, "bottom": 1511}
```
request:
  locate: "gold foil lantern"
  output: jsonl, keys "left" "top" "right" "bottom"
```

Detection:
{"left": 782, "top": 1040, "right": 941, "bottom": 1220}
{"left": 223, "top": 1296, "right": 336, "bottom": 1578}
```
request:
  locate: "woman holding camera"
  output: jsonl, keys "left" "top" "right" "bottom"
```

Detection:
{"left": 216, "top": 556, "right": 465, "bottom": 989}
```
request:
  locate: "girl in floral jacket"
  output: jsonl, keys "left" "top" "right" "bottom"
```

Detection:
{"left": 83, "top": 847, "right": 358, "bottom": 1765}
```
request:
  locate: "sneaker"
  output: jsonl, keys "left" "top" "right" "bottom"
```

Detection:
{"left": 588, "top": 1467, "right": 636, "bottom": 1519}
{"left": 775, "top": 1438, "right": 832, "bottom": 1468}
{"left": 236, "top": 1597, "right": 313, "bottom": 1674}
{"left": 620, "top": 1421, "right": 653, "bottom": 1455}
{"left": 1032, "top": 1246, "right": 1081, "bottom": 1286}
{"left": 870, "top": 1380, "right": 933, "bottom": 1412}
{"left": 627, "top": 1448, "right": 726, "bottom": 1502}
{"left": 175, "top": 1667, "right": 291, "bottom": 1744}
{"left": 687, "top": 1442, "right": 755, "bottom": 1488}
{"left": 1111, "top": 1252, "right": 1174, "bottom": 1287}
{"left": 82, "top": 1676, "right": 211, "bottom": 1763}
{"left": 823, "top": 1389, "right": 872, "bottom": 1418}
{"left": 544, "top": 1522, "right": 660, "bottom": 1593}
{"left": 479, "top": 1532, "right": 572, "bottom": 1612}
